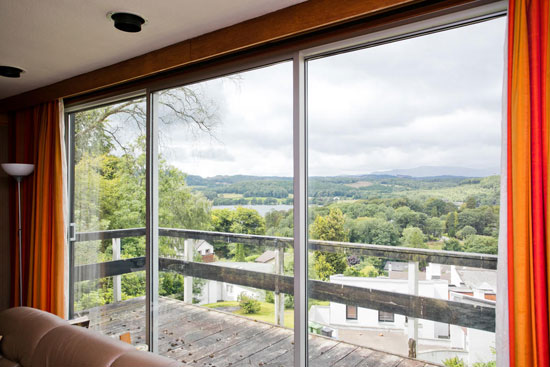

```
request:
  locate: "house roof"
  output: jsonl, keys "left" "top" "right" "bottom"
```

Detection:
{"left": 194, "top": 240, "right": 212, "bottom": 250}
{"left": 255, "top": 250, "right": 276, "bottom": 263}
{"left": 383, "top": 261, "right": 408, "bottom": 272}
{"left": 456, "top": 267, "right": 497, "bottom": 293}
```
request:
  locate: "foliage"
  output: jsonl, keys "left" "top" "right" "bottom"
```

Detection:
{"left": 443, "top": 238, "right": 463, "bottom": 252}
{"left": 159, "top": 272, "right": 184, "bottom": 298}
{"left": 401, "top": 227, "right": 426, "bottom": 248}
{"left": 347, "top": 217, "right": 400, "bottom": 246}
{"left": 343, "top": 264, "right": 379, "bottom": 277}
{"left": 238, "top": 293, "right": 261, "bottom": 314}
{"left": 473, "top": 362, "right": 496, "bottom": 367}
{"left": 463, "top": 235, "right": 498, "bottom": 254}
{"left": 443, "top": 357, "right": 465, "bottom": 367}
{"left": 211, "top": 207, "right": 266, "bottom": 260}
{"left": 311, "top": 209, "right": 349, "bottom": 279}
{"left": 313, "top": 253, "right": 336, "bottom": 281}
{"left": 446, "top": 211, "right": 459, "bottom": 237}
{"left": 284, "top": 294, "right": 294, "bottom": 309}
{"left": 311, "top": 208, "right": 349, "bottom": 242}
{"left": 465, "top": 195, "right": 477, "bottom": 209}
{"left": 425, "top": 217, "right": 445, "bottom": 239}
{"left": 456, "top": 225, "right": 477, "bottom": 240}
{"left": 265, "top": 290, "right": 274, "bottom": 303}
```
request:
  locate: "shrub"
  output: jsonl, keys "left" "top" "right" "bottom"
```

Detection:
{"left": 238, "top": 293, "right": 261, "bottom": 314}
{"left": 284, "top": 294, "right": 294, "bottom": 309}
{"left": 265, "top": 290, "right": 274, "bottom": 303}
{"left": 347, "top": 255, "right": 361, "bottom": 266}
{"left": 443, "top": 357, "right": 465, "bottom": 367}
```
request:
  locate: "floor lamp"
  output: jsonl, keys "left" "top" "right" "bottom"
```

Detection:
{"left": 1, "top": 163, "right": 34, "bottom": 307}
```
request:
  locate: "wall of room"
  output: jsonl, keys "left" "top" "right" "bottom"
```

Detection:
{"left": 0, "top": 112, "right": 10, "bottom": 310}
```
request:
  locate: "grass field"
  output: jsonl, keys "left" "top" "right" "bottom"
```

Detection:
{"left": 203, "top": 300, "right": 295, "bottom": 328}
{"left": 219, "top": 193, "right": 244, "bottom": 199}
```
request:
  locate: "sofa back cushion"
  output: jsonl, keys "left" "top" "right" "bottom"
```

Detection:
{"left": 0, "top": 307, "right": 66, "bottom": 367}
{"left": 31, "top": 325, "right": 133, "bottom": 367}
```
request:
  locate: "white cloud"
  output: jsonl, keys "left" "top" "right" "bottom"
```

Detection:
{"left": 158, "top": 17, "right": 506, "bottom": 178}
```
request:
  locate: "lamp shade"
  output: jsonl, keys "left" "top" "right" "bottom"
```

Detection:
{"left": 1, "top": 163, "right": 34, "bottom": 177}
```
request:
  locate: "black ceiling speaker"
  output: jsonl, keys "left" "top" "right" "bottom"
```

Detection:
{"left": 110, "top": 12, "right": 145, "bottom": 33}
{"left": 0, "top": 66, "right": 24, "bottom": 78}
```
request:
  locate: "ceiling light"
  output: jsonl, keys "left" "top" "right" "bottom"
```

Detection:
{"left": 109, "top": 12, "right": 146, "bottom": 33}
{"left": 0, "top": 66, "right": 24, "bottom": 78}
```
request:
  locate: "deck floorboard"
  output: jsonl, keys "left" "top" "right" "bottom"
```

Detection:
{"left": 83, "top": 297, "right": 440, "bottom": 367}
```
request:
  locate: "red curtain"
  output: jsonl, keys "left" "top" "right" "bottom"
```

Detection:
{"left": 506, "top": 0, "right": 550, "bottom": 366}
{"left": 8, "top": 101, "right": 65, "bottom": 317}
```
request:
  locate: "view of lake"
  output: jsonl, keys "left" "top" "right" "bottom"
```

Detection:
{"left": 213, "top": 204, "right": 293, "bottom": 216}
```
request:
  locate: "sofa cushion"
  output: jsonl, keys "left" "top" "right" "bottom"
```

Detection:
{"left": 31, "top": 325, "right": 134, "bottom": 367}
{"left": 112, "top": 350, "right": 183, "bottom": 367}
{"left": 0, "top": 355, "right": 20, "bottom": 367}
{"left": 0, "top": 307, "right": 66, "bottom": 367}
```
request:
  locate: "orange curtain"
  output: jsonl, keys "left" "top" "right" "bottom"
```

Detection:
{"left": 507, "top": 0, "right": 550, "bottom": 366}
{"left": 9, "top": 101, "right": 65, "bottom": 317}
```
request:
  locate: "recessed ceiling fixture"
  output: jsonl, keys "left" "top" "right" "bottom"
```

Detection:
{"left": 0, "top": 66, "right": 24, "bottom": 78}
{"left": 108, "top": 12, "right": 146, "bottom": 33}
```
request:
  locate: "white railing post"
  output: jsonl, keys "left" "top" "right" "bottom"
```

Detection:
{"left": 408, "top": 261, "right": 419, "bottom": 358}
{"left": 184, "top": 239, "right": 194, "bottom": 304}
{"left": 274, "top": 246, "right": 285, "bottom": 326}
{"left": 112, "top": 238, "right": 121, "bottom": 303}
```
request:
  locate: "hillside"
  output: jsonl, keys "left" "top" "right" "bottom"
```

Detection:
{"left": 186, "top": 173, "right": 501, "bottom": 206}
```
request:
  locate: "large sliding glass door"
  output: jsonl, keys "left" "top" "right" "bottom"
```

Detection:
{"left": 305, "top": 13, "right": 504, "bottom": 366}
{"left": 151, "top": 61, "right": 295, "bottom": 363}
{"left": 67, "top": 4, "right": 506, "bottom": 366}
{"left": 69, "top": 96, "right": 147, "bottom": 346}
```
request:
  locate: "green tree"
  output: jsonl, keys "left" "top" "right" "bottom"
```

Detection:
{"left": 456, "top": 225, "right": 477, "bottom": 240}
{"left": 311, "top": 208, "right": 348, "bottom": 242}
{"left": 393, "top": 206, "right": 427, "bottom": 232}
{"left": 443, "top": 238, "right": 463, "bottom": 252}
{"left": 463, "top": 235, "right": 498, "bottom": 254}
{"left": 401, "top": 227, "right": 426, "bottom": 248}
{"left": 211, "top": 207, "right": 265, "bottom": 260}
{"left": 425, "top": 217, "right": 444, "bottom": 239}
{"left": 347, "top": 217, "right": 400, "bottom": 246}
{"left": 311, "top": 209, "right": 348, "bottom": 279}
{"left": 465, "top": 195, "right": 477, "bottom": 209}
{"left": 446, "top": 211, "right": 459, "bottom": 237}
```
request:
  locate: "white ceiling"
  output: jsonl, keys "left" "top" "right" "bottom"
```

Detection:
{"left": 0, "top": 0, "right": 305, "bottom": 100}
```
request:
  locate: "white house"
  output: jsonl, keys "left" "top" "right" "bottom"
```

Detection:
{"left": 308, "top": 263, "right": 496, "bottom": 366}
{"left": 194, "top": 240, "right": 214, "bottom": 256}
{"left": 197, "top": 262, "right": 274, "bottom": 304}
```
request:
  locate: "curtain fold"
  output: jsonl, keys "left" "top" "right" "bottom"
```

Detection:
{"left": 9, "top": 100, "right": 66, "bottom": 317}
{"left": 506, "top": 0, "right": 550, "bottom": 366}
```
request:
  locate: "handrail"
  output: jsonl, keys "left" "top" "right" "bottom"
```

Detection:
{"left": 74, "top": 227, "right": 498, "bottom": 269}
{"left": 73, "top": 258, "right": 495, "bottom": 332}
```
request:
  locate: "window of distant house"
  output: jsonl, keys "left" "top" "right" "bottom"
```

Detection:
{"left": 346, "top": 305, "right": 358, "bottom": 320}
{"left": 378, "top": 311, "right": 395, "bottom": 323}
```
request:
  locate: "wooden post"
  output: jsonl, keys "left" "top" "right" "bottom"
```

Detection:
{"left": 408, "top": 261, "right": 419, "bottom": 358}
{"left": 184, "top": 239, "right": 194, "bottom": 304}
{"left": 274, "top": 246, "right": 285, "bottom": 326}
{"left": 112, "top": 238, "right": 121, "bottom": 302}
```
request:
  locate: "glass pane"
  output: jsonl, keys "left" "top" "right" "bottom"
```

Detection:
{"left": 154, "top": 61, "right": 294, "bottom": 363}
{"left": 307, "top": 17, "right": 504, "bottom": 366}
{"left": 71, "top": 98, "right": 147, "bottom": 347}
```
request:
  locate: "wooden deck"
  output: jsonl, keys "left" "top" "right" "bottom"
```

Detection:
{"left": 83, "top": 297, "right": 440, "bottom": 367}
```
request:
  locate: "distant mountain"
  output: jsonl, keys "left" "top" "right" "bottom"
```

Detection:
{"left": 371, "top": 166, "right": 499, "bottom": 178}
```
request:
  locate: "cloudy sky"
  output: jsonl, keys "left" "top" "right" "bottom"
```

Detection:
{"left": 158, "top": 16, "right": 506, "bottom": 178}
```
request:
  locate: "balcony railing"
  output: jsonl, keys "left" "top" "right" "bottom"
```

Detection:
{"left": 71, "top": 227, "right": 497, "bottom": 333}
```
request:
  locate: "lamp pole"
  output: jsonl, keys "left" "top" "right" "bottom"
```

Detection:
{"left": 2, "top": 163, "right": 34, "bottom": 307}
{"left": 16, "top": 176, "right": 23, "bottom": 307}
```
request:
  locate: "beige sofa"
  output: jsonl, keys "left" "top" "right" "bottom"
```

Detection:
{"left": 0, "top": 307, "right": 181, "bottom": 367}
